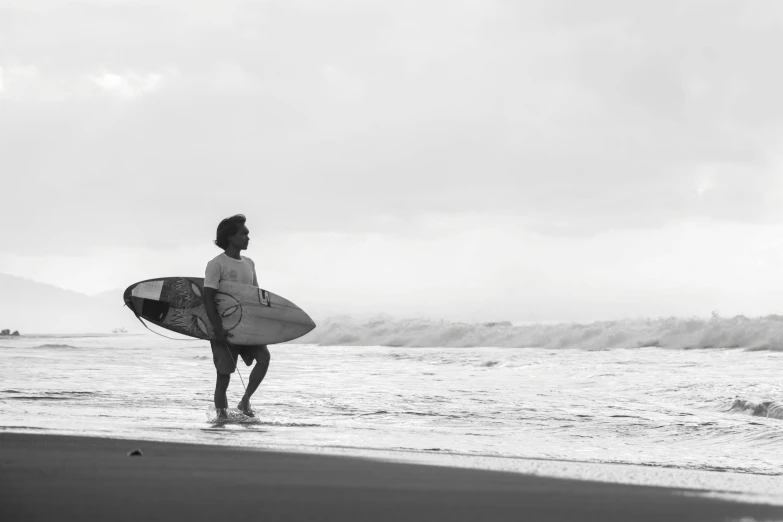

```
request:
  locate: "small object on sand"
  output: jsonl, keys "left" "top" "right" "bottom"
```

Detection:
{"left": 127, "top": 449, "right": 143, "bottom": 457}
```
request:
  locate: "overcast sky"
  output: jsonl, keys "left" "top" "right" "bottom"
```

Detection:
{"left": 2, "top": 0, "right": 783, "bottom": 321}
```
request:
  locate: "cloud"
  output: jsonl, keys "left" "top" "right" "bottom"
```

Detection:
{"left": 210, "top": 62, "right": 257, "bottom": 93}
{"left": 90, "top": 70, "right": 163, "bottom": 98}
{"left": 1, "top": 0, "right": 783, "bottom": 256}
{"left": 0, "top": 63, "right": 43, "bottom": 99}
{"left": 0, "top": 61, "right": 167, "bottom": 101}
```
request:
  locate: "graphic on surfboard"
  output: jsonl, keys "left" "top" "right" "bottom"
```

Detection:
{"left": 124, "top": 277, "right": 316, "bottom": 345}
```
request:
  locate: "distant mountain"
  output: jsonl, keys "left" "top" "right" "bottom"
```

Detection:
{"left": 0, "top": 273, "right": 136, "bottom": 334}
{"left": 91, "top": 288, "right": 125, "bottom": 306}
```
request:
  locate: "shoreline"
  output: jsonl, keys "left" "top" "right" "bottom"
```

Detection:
{"left": 2, "top": 433, "right": 782, "bottom": 521}
{"left": 4, "top": 426, "right": 780, "bottom": 501}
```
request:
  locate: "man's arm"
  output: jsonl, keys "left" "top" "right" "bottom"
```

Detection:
{"left": 203, "top": 260, "right": 230, "bottom": 341}
{"left": 203, "top": 287, "right": 230, "bottom": 341}
{"left": 248, "top": 258, "right": 259, "bottom": 287}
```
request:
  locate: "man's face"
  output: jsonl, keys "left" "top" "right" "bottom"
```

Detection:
{"left": 229, "top": 225, "right": 250, "bottom": 250}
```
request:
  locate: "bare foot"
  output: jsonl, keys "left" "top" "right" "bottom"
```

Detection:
{"left": 237, "top": 400, "right": 255, "bottom": 417}
{"left": 216, "top": 408, "right": 229, "bottom": 420}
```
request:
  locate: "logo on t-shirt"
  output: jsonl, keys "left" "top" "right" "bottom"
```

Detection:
{"left": 228, "top": 269, "right": 238, "bottom": 280}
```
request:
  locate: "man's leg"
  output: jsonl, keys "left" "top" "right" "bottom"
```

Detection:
{"left": 214, "top": 372, "right": 230, "bottom": 410}
{"left": 239, "top": 345, "right": 270, "bottom": 413}
{"left": 210, "top": 340, "right": 238, "bottom": 419}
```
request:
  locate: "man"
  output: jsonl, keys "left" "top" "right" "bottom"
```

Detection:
{"left": 203, "top": 214, "right": 270, "bottom": 420}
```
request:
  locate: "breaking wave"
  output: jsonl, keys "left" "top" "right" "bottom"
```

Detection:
{"left": 727, "top": 399, "right": 783, "bottom": 420}
{"left": 302, "top": 313, "right": 783, "bottom": 350}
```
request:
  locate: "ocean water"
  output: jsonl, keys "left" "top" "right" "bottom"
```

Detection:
{"left": 1, "top": 332, "right": 782, "bottom": 502}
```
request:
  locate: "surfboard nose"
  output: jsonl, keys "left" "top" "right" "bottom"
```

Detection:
{"left": 303, "top": 314, "right": 316, "bottom": 334}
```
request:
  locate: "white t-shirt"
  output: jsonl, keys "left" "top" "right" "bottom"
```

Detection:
{"left": 204, "top": 253, "right": 257, "bottom": 289}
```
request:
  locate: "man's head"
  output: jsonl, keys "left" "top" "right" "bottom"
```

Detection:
{"left": 215, "top": 214, "right": 250, "bottom": 251}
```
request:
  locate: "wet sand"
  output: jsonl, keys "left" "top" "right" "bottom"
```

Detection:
{"left": 1, "top": 433, "right": 780, "bottom": 521}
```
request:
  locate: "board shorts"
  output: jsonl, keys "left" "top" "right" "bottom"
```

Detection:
{"left": 210, "top": 341, "right": 269, "bottom": 375}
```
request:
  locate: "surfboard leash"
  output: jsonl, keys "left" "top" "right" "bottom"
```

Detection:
{"left": 125, "top": 304, "right": 201, "bottom": 341}
{"left": 222, "top": 341, "right": 247, "bottom": 393}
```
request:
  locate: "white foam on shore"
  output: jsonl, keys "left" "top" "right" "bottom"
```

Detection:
{"left": 288, "top": 444, "right": 783, "bottom": 506}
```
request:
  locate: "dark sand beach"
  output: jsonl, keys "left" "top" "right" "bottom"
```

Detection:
{"left": 1, "top": 433, "right": 781, "bottom": 521}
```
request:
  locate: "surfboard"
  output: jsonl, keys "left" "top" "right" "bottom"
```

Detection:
{"left": 123, "top": 277, "right": 315, "bottom": 345}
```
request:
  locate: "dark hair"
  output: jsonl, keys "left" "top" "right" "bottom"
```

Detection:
{"left": 214, "top": 214, "right": 246, "bottom": 249}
